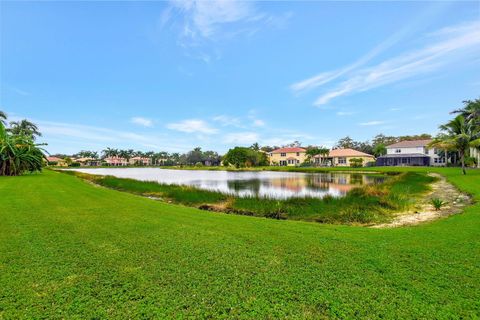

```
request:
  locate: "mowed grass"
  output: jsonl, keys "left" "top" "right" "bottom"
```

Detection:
{"left": 64, "top": 170, "right": 435, "bottom": 225}
{"left": 0, "top": 168, "right": 479, "bottom": 318}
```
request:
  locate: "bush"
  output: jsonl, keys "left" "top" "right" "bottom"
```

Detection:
{"left": 48, "top": 161, "right": 58, "bottom": 166}
{"left": 195, "top": 162, "right": 203, "bottom": 167}
{"left": 349, "top": 158, "right": 364, "bottom": 168}
{"left": 431, "top": 198, "right": 447, "bottom": 211}
{"left": 69, "top": 162, "right": 81, "bottom": 167}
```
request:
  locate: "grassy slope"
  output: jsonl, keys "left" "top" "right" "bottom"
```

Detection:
{"left": 0, "top": 168, "right": 479, "bottom": 318}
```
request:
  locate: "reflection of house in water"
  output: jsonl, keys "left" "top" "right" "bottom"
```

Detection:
{"left": 269, "top": 177, "right": 309, "bottom": 192}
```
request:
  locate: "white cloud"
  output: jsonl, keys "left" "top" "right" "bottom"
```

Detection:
{"left": 167, "top": 119, "right": 218, "bottom": 134}
{"left": 213, "top": 115, "right": 243, "bottom": 127}
{"left": 252, "top": 119, "right": 265, "bottom": 127}
{"left": 131, "top": 117, "right": 153, "bottom": 127}
{"left": 224, "top": 131, "right": 259, "bottom": 144}
{"left": 359, "top": 121, "right": 385, "bottom": 126}
{"left": 336, "top": 111, "right": 355, "bottom": 116}
{"left": 291, "top": 20, "right": 480, "bottom": 106}
{"left": 311, "top": 20, "right": 480, "bottom": 106}
{"left": 20, "top": 119, "right": 190, "bottom": 153}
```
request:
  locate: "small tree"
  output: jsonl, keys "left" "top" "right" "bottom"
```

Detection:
{"left": 349, "top": 158, "right": 364, "bottom": 168}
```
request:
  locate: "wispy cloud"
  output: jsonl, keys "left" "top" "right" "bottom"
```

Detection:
{"left": 161, "top": 0, "right": 289, "bottom": 62}
{"left": 336, "top": 111, "right": 355, "bottom": 116}
{"left": 10, "top": 87, "right": 30, "bottom": 96}
{"left": 167, "top": 119, "right": 218, "bottom": 134}
{"left": 224, "top": 131, "right": 259, "bottom": 144}
{"left": 359, "top": 121, "right": 385, "bottom": 126}
{"left": 131, "top": 117, "right": 153, "bottom": 127}
{"left": 213, "top": 115, "right": 243, "bottom": 127}
{"left": 252, "top": 119, "right": 265, "bottom": 127}
{"left": 15, "top": 119, "right": 190, "bottom": 153}
{"left": 291, "top": 20, "right": 480, "bottom": 106}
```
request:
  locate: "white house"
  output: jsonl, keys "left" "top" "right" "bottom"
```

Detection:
{"left": 376, "top": 139, "right": 445, "bottom": 166}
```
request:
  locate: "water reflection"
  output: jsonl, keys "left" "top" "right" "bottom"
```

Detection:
{"left": 71, "top": 168, "right": 386, "bottom": 199}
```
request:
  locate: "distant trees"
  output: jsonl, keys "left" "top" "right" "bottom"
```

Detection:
{"left": 75, "top": 150, "right": 99, "bottom": 159}
{"left": 222, "top": 147, "right": 268, "bottom": 168}
{"left": 0, "top": 112, "right": 46, "bottom": 176}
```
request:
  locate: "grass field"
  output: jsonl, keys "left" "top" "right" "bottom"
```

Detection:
{"left": 65, "top": 170, "right": 435, "bottom": 225}
{"left": 1, "top": 168, "right": 479, "bottom": 318}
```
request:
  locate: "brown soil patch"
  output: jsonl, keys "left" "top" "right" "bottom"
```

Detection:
{"left": 372, "top": 173, "right": 472, "bottom": 228}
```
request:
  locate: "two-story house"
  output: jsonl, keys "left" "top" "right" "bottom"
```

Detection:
{"left": 269, "top": 147, "right": 307, "bottom": 166}
{"left": 376, "top": 139, "right": 445, "bottom": 166}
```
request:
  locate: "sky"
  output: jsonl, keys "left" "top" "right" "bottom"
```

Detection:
{"left": 1, "top": 0, "right": 479, "bottom": 154}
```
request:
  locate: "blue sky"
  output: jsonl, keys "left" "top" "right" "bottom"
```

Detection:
{"left": 1, "top": 0, "right": 479, "bottom": 154}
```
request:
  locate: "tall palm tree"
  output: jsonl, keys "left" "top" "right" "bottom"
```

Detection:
{"left": 452, "top": 98, "right": 480, "bottom": 126}
{"left": 430, "top": 115, "right": 480, "bottom": 175}
{"left": 9, "top": 119, "right": 42, "bottom": 139}
{"left": 0, "top": 111, "right": 7, "bottom": 126}
{"left": 102, "top": 147, "right": 118, "bottom": 158}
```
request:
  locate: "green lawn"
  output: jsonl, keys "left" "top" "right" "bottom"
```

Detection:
{"left": 1, "top": 168, "right": 479, "bottom": 318}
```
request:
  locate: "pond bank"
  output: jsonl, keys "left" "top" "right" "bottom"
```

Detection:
{"left": 60, "top": 170, "right": 436, "bottom": 226}
{"left": 372, "top": 173, "right": 472, "bottom": 228}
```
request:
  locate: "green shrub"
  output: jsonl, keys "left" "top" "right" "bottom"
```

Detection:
{"left": 431, "top": 198, "right": 447, "bottom": 211}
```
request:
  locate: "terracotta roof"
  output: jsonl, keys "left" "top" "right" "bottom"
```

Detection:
{"left": 271, "top": 147, "right": 306, "bottom": 154}
{"left": 47, "top": 156, "right": 64, "bottom": 162}
{"left": 387, "top": 139, "right": 432, "bottom": 148}
{"left": 314, "top": 148, "right": 374, "bottom": 158}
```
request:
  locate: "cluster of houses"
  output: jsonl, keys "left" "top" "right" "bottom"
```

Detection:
{"left": 46, "top": 156, "right": 152, "bottom": 167}
{"left": 269, "top": 139, "right": 479, "bottom": 167}
{"left": 47, "top": 139, "right": 479, "bottom": 168}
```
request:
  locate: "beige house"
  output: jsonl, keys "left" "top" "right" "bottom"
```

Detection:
{"left": 129, "top": 156, "right": 152, "bottom": 166}
{"left": 269, "top": 147, "right": 307, "bottom": 166}
{"left": 314, "top": 148, "right": 375, "bottom": 167}
{"left": 104, "top": 156, "right": 129, "bottom": 166}
{"left": 76, "top": 157, "right": 101, "bottom": 166}
{"left": 46, "top": 156, "right": 68, "bottom": 167}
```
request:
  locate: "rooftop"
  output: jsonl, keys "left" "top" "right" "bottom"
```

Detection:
{"left": 387, "top": 139, "right": 432, "bottom": 148}
{"left": 271, "top": 147, "right": 307, "bottom": 154}
{"left": 314, "top": 148, "right": 374, "bottom": 158}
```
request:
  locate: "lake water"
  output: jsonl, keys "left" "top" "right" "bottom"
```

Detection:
{"left": 71, "top": 168, "right": 387, "bottom": 199}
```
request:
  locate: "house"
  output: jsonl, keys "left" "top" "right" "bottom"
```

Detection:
{"left": 104, "top": 156, "right": 129, "bottom": 166}
{"left": 314, "top": 148, "right": 375, "bottom": 167}
{"left": 471, "top": 147, "right": 480, "bottom": 168}
{"left": 76, "top": 157, "right": 102, "bottom": 166}
{"left": 46, "top": 156, "right": 68, "bottom": 167}
{"left": 269, "top": 147, "right": 307, "bottom": 166}
{"left": 376, "top": 139, "right": 445, "bottom": 166}
{"left": 129, "top": 156, "right": 151, "bottom": 166}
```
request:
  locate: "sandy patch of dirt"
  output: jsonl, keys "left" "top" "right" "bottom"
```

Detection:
{"left": 372, "top": 173, "right": 472, "bottom": 228}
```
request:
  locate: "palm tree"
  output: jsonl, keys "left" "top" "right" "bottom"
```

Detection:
{"left": 452, "top": 98, "right": 480, "bottom": 126}
{"left": 102, "top": 147, "right": 118, "bottom": 158}
{"left": 430, "top": 115, "right": 480, "bottom": 175}
{"left": 0, "top": 121, "right": 47, "bottom": 176}
{"left": 9, "top": 120, "right": 42, "bottom": 139}
{"left": 0, "top": 111, "right": 7, "bottom": 126}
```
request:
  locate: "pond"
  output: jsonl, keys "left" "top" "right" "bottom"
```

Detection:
{"left": 71, "top": 168, "right": 387, "bottom": 199}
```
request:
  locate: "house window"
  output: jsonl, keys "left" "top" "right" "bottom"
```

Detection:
{"left": 281, "top": 153, "right": 286, "bottom": 157}
{"left": 338, "top": 157, "right": 347, "bottom": 164}
{"left": 296, "top": 160, "right": 300, "bottom": 164}
{"left": 296, "top": 152, "right": 300, "bottom": 156}
{"left": 395, "top": 149, "right": 401, "bottom": 153}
